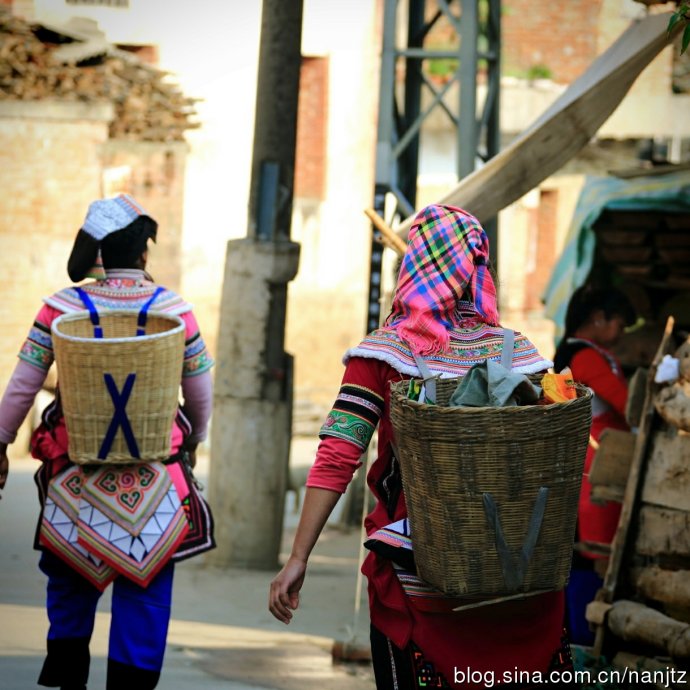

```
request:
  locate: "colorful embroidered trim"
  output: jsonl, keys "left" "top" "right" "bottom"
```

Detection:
{"left": 19, "top": 320, "right": 53, "bottom": 370}
{"left": 19, "top": 271, "right": 213, "bottom": 377}
{"left": 80, "top": 463, "right": 171, "bottom": 536}
{"left": 346, "top": 303, "right": 552, "bottom": 379}
{"left": 77, "top": 485, "right": 189, "bottom": 588}
{"left": 319, "top": 384, "right": 384, "bottom": 450}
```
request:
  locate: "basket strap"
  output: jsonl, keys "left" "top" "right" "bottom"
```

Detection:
{"left": 410, "top": 352, "right": 437, "bottom": 404}
{"left": 99, "top": 373, "right": 140, "bottom": 460}
{"left": 500, "top": 328, "right": 515, "bottom": 370}
{"left": 74, "top": 287, "right": 103, "bottom": 338}
{"left": 136, "top": 286, "right": 166, "bottom": 336}
{"left": 482, "top": 486, "right": 549, "bottom": 591}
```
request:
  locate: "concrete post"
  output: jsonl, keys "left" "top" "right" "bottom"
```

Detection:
{"left": 208, "top": 0, "right": 303, "bottom": 569}
{"left": 209, "top": 239, "right": 299, "bottom": 568}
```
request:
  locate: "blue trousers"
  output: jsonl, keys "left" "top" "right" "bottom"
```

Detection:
{"left": 38, "top": 551, "right": 174, "bottom": 689}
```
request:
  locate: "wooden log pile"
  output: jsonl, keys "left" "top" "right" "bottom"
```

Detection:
{"left": 588, "top": 323, "right": 690, "bottom": 683}
{"left": 0, "top": 10, "right": 199, "bottom": 142}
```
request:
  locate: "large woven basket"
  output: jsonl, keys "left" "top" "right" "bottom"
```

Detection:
{"left": 52, "top": 310, "right": 185, "bottom": 465}
{"left": 390, "top": 376, "right": 592, "bottom": 600}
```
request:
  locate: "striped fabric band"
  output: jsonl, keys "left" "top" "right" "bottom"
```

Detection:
{"left": 319, "top": 383, "right": 384, "bottom": 450}
{"left": 19, "top": 319, "right": 53, "bottom": 370}
{"left": 18, "top": 271, "right": 213, "bottom": 378}
{"left": 345, "top": 302, "right": 552, "bottom": 379}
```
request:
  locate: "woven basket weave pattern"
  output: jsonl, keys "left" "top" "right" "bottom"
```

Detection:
{"left": 390, "top": 376, "right": 591, "bottom": 598}
{"left": 52, "top": 311, "right": 185, "bottom": 465}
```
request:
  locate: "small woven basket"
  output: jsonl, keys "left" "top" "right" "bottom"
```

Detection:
{"left": 390, "top": 376, "right": 592, "bottom": 599}
{"left": 52, "top": 310, "right": 185, "bottom": 465}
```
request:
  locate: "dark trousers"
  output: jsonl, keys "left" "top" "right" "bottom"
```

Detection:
{"left": 38, "top": 551, "right": 174, "bottom": 689}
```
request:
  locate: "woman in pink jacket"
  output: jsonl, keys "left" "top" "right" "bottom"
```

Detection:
{"left": 0, "top": 195, "right": 214, "bottom": 690}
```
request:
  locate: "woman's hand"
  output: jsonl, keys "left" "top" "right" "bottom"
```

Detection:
{"left": 0, "top": 443, "right": 8, "bottom": 499}
{"left": 269, "top": 555, "right": 307, "bottom": 624}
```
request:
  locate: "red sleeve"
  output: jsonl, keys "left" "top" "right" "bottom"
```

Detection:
{"left": 570, "top": 347, "right": 628, "bottom": 417}
{"left": 305, "top": 436, "right": 364, "bottom": 493}
{"left": 306, "top": 357, "right": 389, "bottom": 494}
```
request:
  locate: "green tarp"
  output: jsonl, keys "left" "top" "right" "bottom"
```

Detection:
{"left": 543, "top": 170, "right": 690, "bottom": 340}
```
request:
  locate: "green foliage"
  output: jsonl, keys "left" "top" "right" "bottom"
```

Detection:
{"left": 426, "top": 57, "right": 459, "bottom": 81}
{"left": 668, "top": 2, "right": 690, "bottom": 54}
{"left": 526, "top": 63, "right": 553, "bottom": 80}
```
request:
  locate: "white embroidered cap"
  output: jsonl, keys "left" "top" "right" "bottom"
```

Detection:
{"left": 81, "top": 194, "right": 148, "bottom": 241}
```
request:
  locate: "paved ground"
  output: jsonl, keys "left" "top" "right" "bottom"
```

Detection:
{"left": 0, "top": 441, "right": 376, "bottom": 690}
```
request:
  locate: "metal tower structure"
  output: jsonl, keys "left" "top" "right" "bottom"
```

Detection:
{"left": 366, "top": 0, "right": 501, "bottom": 333}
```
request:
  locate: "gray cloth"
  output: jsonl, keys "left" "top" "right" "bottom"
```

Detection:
{"left": 448, "top": 359, "right": 541, "bottom": 408}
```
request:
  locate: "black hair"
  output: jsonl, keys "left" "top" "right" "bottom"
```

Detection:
{"left": 553, "top": 285, "right": 636, "bottom": 372}
{"left": 67, "top": 215, "right": 157, "bottom": 282}
{"left": 101, "top": 215, "right": 157, "bottom": 270}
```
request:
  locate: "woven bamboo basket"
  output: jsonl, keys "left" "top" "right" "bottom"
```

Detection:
{"left": 390, "top": 376, "right": 592, "bottom": 599}
{"left": 52, "top": 310, "right": 185, "bottom": 465}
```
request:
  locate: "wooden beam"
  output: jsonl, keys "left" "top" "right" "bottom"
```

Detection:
{"left": 392, "top": 11, "right": 678, "bottom": 235}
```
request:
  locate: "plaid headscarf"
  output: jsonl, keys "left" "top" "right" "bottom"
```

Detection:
{"left": 384, "top": 204, "right": 499, "bottom": 356}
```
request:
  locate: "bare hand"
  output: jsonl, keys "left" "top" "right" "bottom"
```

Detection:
{"left": 269, "top": 556, "right": 307, "bottom": 624}
{"left": 0, "top": 446, "right": 8, "bottom": 499}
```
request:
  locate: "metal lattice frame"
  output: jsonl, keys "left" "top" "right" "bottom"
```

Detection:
{"left": 366, "top": 0, "right": 501, "bottom": 333}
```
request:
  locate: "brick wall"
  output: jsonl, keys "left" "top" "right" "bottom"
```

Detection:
{"left": 101, "top": 140, "right": 187, "bottom": 292}
{"left": 526, "top": 188, "right": 558, "bottom": 310}
{"left": 294, "top": 56, "right": 328, "bottom": 200}
{"left": 502, "top": 0, "right": 604, "bottom": 84}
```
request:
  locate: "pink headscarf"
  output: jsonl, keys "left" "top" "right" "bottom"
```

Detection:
{"left": 384, "top": 204, "right": 499, "bottom": 356}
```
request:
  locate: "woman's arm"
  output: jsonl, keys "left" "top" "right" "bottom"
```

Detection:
{"left": 268, "top": 356, "right": 388, "bottom": 624}
{"left": 268, "top": 486, "right": 341, "bottom": 624}
{"left": 0, "top": 360, "right": 49, "bottom": 444}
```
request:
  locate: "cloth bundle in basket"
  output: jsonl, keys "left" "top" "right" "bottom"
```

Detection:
{"left": 389, "top": 376, "right": 592, "bottom": 601}
{"left": 52, "top": 306, "right": 185, "bottom": 465}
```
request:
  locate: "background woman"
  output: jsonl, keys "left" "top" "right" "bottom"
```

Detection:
{"left": 553, "top": 284, "right": 636, "bottom": 645}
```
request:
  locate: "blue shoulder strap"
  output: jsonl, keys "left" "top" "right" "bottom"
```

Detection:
{"left": 74, "top": 285, "right": 166, "bottom": 338}
{"left": 136, "top": 286, "right": 165, "bottom": 335}
{"left": 74, "top": 287, "right": 103, "bottom": 338}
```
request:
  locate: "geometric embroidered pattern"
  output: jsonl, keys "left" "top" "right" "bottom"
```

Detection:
{"left": 39, "top": 462, "right": 188, "bottom": 589}
{"left": 81, "top": 463, "right": 171, "bottom": 536}
{"left": 39, "top": 467, "right": 116, "bottom": 591}
{"left": 77, "top": 485, "right": 189, "bottom": 588}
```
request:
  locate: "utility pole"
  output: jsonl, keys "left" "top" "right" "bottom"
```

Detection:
{"left": 208, "top": 0, "right": 303, "bottom": 569}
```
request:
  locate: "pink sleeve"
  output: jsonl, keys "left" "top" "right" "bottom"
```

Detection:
{"left": 0, "top": 359, "right": 49, "bottom": 443}
{"left": 180, "top": 369, "right": 213, "bottom": 443}
{"left": 306, "top": 436, "right": 364, "bottom": 494}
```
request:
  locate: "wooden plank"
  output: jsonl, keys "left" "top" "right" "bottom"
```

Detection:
{"left": 607, "top": 599, "right": 690, "bottom": 659}
{"left": 641, "top": 430, "right": 690, "bottom": 512}
{"left": 637, "top": 505, "right": 690, "bottom": 558}
{"left": 593, "top": 317, "right": 675, "bottom": 656}
{"left": 633, "top": 566, "right": 690, "bottom": 610}
{"left": 393, "top": 12, "right": 679, "bottom": 233}
{"left": 589, "top": 428, "right": 635, "bottom": 491}
{"left": 626, "top": 367, "right": 649, "bottom": 428}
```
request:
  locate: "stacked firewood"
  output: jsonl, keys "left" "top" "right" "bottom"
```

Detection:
{"left": 0, "top": 10, "right": 199, "bottom": 142}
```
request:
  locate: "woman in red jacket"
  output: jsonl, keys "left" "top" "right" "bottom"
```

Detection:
{"left": 553, "top": 284, "right": 635, "bottom": 644}
{"left": 270, "top": 204, "right": 575, "bottom": 689}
